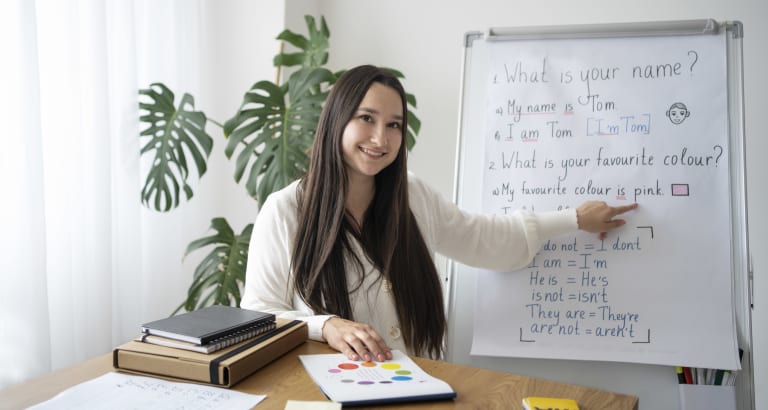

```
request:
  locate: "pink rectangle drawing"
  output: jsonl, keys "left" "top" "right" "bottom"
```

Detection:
{"left": 671, "top": 184, "right": 690, "bottom": 196}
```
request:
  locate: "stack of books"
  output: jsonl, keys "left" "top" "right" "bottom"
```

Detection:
{"left": 138, "top": 305, "right": 278, "bottom": 354}
{"left": 113, "top": 305, "right": 308, "bottom": 387}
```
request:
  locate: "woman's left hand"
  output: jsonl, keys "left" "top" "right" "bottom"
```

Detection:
{"left": 576, "top": 201, "right": 639, "bottom": 240}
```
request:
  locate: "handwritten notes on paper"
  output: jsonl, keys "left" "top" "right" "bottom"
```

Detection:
{"left": 28, "top": 372, "right": 266, "bottom": 410}
{"left": 471, "top": 32, "right": 741, "bottom": 370}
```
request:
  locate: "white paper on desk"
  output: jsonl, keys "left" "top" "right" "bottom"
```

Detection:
{"left": 27, "top": 372, "right": 266, "bottom": 410}
{"left": 298, "top": 350, "right": 456, "bottom": 406}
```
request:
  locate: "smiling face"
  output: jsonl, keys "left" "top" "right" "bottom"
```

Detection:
{"left": 341, "top": 82, "right": 404, "bottom": 184}
{"left": 669, "top": 108, "right": 688, "bottom": 124}
{"left": 667, "top": 105, "right": 689, "bottom": 125}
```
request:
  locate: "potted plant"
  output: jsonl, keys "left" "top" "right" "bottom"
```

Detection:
{"left": 138, "top": 16, "right": 421, "bottom": 313}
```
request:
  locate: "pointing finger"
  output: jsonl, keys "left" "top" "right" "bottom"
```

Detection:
{"left": 612, "top": 203, "right": 639, "bottom": 216}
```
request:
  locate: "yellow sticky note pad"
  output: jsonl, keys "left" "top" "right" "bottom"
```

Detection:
{"left": 522, "top": 396, "right": 580, "bottom": 410}
{"left": 284, "top": 400, "right": 341, "bottom": 410}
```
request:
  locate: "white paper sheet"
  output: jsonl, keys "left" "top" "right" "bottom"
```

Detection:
{"left": 27, "top": 372, "right": 266, "bottom": 410}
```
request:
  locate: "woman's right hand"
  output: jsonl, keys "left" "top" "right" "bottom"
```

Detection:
{"left": 576, "top": 201, "right": 639, "bottom": 240}
{"left": 322, "top": 317, "right": 393, "bottom": 362}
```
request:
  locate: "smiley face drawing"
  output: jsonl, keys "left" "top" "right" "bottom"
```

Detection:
{"left": 666, "top": 102, "right": 690, "bottom": 125}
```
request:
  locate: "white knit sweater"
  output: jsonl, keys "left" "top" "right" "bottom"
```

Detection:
{"left": 240, "top": 173, "right": 577, "bottom": 355}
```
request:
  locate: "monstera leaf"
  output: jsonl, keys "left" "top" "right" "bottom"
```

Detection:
{"left": 175, "top": 218, "right": 253, "bottom": 313}
{"left": 139, "top": 83, "right": 212, "bottom": 212}
{"left": 224, "top": 67, "right": 335, "bottom": 205}
{"left": 273, "top": 15, "right": 329, "bottom": 69}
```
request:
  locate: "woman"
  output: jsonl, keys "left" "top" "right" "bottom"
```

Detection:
{"left": 240, "top": 65, "right": 637, "bottom": 362}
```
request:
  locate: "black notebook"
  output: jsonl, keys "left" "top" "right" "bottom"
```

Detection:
{"left": 140, "top": 305, "right": 275, "bottom": 345}
{"left": 139, "top": 321, "right": 277, "bottom": 353}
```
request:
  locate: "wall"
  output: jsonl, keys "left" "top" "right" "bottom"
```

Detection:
{"left": 284, "top": 0, "right": 767, "bottom": 408}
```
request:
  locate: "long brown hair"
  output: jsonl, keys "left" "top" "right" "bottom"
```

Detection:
{"left": 291, "top": 65, "right": 445, "bottom": 358}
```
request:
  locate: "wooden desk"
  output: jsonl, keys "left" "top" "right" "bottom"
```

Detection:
{"left": 1, "top": 341, "right": 638, "bottom": 409}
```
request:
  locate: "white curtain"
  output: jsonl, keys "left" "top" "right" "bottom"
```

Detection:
{"left": 0, "top": 0, "right": 212, "bottom": 388}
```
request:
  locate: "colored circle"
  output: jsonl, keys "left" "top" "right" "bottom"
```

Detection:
{"left": 379, "top": 380, "right": 393, "bottom": 384}
{"left": 395, "top": 370, "right": 411, "bottom": 375}
{"left": 380, "top": 363, "right": 401, "bottom": 370}
{"left": 328, "top": 369, "right": 341, "bottom": 373}
{"left": 338, "top": 363, "right": 359, "bottom": 370}
{"left": 361, "top": 361, "right": 377, "bottom": 367}
{"left": 358, "top": 381, "right": 375, "bottom": 385}
{"left": 391, "top": 376, "right": 412, "bottom": 381}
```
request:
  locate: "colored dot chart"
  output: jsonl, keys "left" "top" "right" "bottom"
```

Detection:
{"left": 299, "top": 350, "right": 456, "bottom": 404}
{"left": 327, "top": 359, "right": 422, "bottom": 384}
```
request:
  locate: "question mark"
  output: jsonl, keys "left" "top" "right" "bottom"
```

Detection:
{"left": 688, "top": 50, "right": 699, "bottom": 74}
{"left": 713, "top": 145, "right": 723, "bottom": 166}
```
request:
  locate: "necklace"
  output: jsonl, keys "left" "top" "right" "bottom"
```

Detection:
{"left": 382, "top": 278, "right": 392, "bottom": 294}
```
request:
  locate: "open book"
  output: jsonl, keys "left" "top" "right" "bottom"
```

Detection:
{"left": 299, "top": 350, "right": 456, "bottom": 406}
